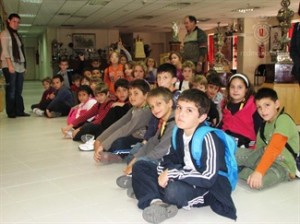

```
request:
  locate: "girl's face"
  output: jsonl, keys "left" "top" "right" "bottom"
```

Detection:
{"left": 42, "top": 81, "right": 51, "bottom": 90}
{"left": 124, "top": 64, "right": 134, "bottom": 81}
{"left": 110, "top": 52, "right": 119, "bottom": 65}
{"left": 133, "top": 65, "right": 145, "bottom": 80}
{"left": 128, "top": 87, "right": 147, "bottom": 108}
{"left": 192, "top": 84, "right": 206, "bottom": 92}
{"left": 170, "top": 54, "right": 181, "bottom": 66}
{"left": 120, "top": 56, "right": 127, "bottom": 65}
{"left": 146, "top": 58, "right": 155, "bottom": 67}
{"left": 182, "top": 67, "right": 194, "bottom": 81}
{"left": 229, "top": 78, "right": 248, "bottom": 103}
{"left": 115, "top": 86, "right": 129, "bottom": 102}
{"left": 78, "top": 91, "right": 90, "bottom": 104}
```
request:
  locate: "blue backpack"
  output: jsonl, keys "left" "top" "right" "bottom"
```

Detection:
{"left": 172, "top": 124, "right": 238, "bottom": 191}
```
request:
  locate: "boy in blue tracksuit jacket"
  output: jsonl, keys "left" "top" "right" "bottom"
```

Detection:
{"left": 131, "top": 89, "right": 237, "bottom": 223}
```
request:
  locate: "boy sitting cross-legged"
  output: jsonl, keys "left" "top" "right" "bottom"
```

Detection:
{"left": 93, "top": 79, "right": 152, "bottom": 163}
{"left": 236, "top": 87, "right": 300, "bottom": 190}
{"left": 116, "top": 87, "right": 176, "bottom": 189}
{"left": 131, "top": 89, "right": 237, "bottom": 223}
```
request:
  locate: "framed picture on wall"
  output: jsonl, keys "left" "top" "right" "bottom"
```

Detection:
{"left": 270, "top": 26, "right": 282, "bottom": 51}
{"left": 72, "top": 33, "right": 96, "bottom": 49}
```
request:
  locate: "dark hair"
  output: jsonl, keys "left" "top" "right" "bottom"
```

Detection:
{"left": 52, "top": 74, "right": 64, "bottom": 82}
{"left": 59, "top": 59, "right": 69, "bottom": 64}
{"left": 186, "top": 15, "right": 197, "bottom": 24}
{"left": 147, "top": 87, "right": 173, "bottom": 103}
{"left": 169, "top": 51, "right": 183, "bottom": 62}
{"left": 78, "top": 85, "right": 93, "bottom": 96}
{"left": 157, "top": 63, "right": 177, "bottom": 78}
{"left": 255, "top": 87, "right": 278, "bottom": 102}
{"left": 8, "top": 13, "right": 20, "bottom": 21}
{"left": 129, "top": 79, "right": 150, "bottom": 95}
{"left": 114, "top": 78, "right": 129, "bottom": 91}
{"left": 206, "top": 70, "right": 222, "bottom": 87}
{"left": 72, "top": 74, "right": 82, "bottom": 82}
{"left": 226, "top": 73, "right": 254, "bottom": 103}
{"left": 178, "top": 89, "right": 210, "bottom": 116}
{"left": 41, "top": 77, "right": 52, "bottom": 84}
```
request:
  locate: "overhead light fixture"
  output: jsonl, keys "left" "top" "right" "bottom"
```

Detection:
{"left": 19, "top": 24, "right": 32, "bottom": 27}
{"left": 88, "top": 0, "right": 111, "bottom": 6}
{"left": 19, "top": 14, "right": 36, "bottom": 17}
{"left": 232, "top": 5, "right": 260, "bottom": 13}
{"left": 21, "top": 0, "right": 43, "bottom": 3}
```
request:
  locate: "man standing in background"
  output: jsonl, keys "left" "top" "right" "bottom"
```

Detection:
{"left": 183, "top": 15, "right": 208, "bottom": 73}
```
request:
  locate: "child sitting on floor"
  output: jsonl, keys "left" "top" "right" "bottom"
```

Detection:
{"left": 236, "top": 87, "right": 300, "bottom": 189}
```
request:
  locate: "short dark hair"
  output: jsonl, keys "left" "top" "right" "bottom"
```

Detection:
{"left": 206, "top": 70, "right": 222, "bottom": 87}
{"left": 157, "top": 63, "right": 177, "bottom": 78}
{"left": 178, "top": 89, "right": 210, "bottom": 116}
{"left": 8, "top": 13, "right": 20, "bottom": 20}
{"left": 78, "top": 85, "right": 93, "bottom": 96}
{"left": 52, "top": 74, "right": 64, "bottom": 82}
{"left": 114, "top": 78, "right": 129, "bottom": 91}
{"left": 72, "top": 74, "right": 82, "bottom": 82}
{"left": 255, "top": 87, "right": 278, "bottom": 102}
{"left": 59, "top": 59, "right": 69, "bottom": 64}
{"left": 147, "top": 87, "right": 173, "bottom": 103}
{"left": 186, "top": 15, "right": 197, "bottom": 24}
{"left": 129, "top": 79, "right": 150, "bottom": 95}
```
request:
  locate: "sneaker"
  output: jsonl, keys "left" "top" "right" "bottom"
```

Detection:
{"left": 116, "top": 175, "right": 132, "bottom": 188}
{"left": 81, "top": 134, "right": 94, "bottom": 143}
{"left": 34, "top": 108, "right": 45, "bottom": 116}
{"left": 142, "top": 201, "right": 178, "bottom": 224}
{"left": 78, "top": 139, "right": 95, "bottom": 151}
{"left": 126, "top": 187, "right": 136, "bottom": 199}
{"left": 100, "top": 152, "right": 123, "bottom": 164}
{"left": 64, "top": 130, "right": 73, "bottom": 139}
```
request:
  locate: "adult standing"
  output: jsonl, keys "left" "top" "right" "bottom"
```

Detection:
{"left": 1, "top": 13, "right": 29, "bottom": 118}
{"left": 290, "top": 4, "right": 300, "bottom": 83}
{"left": 183, "top": 15, "right": 208, "bottom": 73}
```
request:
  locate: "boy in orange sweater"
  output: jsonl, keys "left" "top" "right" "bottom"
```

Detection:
{"left": 236, "top": 87, "right": 299, "bottom": 189}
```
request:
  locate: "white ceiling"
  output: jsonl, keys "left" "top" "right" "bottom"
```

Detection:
{"left": 2, "top": 0, "right": 300, "bottom": 37}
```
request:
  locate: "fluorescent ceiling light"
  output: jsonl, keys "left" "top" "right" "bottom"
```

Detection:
{"left": 232, "top": 6, "right": 260, "bottom": 13}
{"left": 19, "top": 24, "right": 32, "bottom": 27}
{"left": 21, "top": 0, "right": 43, "bottom": 3}
{"left": 19, "top": 14, "right": 36, "bottom": 17}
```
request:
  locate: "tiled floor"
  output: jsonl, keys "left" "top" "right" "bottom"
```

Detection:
{"left": 0, "top": 81, "right": 299, "bottom": 224}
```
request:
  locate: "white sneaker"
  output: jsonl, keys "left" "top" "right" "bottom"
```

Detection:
{"left": 81, "top": 134, "right": 94, "bottom": 143}
{"left": 34, "top": 108, "right": 45, "bottom": 116}
{"left": 78, "top": 139, "right": 95, "bottom": 151}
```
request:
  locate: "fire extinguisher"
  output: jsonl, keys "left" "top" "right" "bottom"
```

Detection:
{"left": 258, "top": 42, "right": 265, "bottom": 58}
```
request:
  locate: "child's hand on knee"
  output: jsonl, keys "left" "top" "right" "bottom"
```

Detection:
{"left": 247, "top": 171, "right": 263, "bottom": 189}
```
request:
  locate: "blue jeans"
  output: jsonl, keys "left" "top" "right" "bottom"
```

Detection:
{"left": 2, "top": 68, "right": 25, "bottom": 116}
{"left": 132, "top": 160, "right": 210, "bottom": 210}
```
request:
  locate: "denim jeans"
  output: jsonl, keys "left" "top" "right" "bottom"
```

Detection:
{"left": 236, "top": 147, "right": 290, "bottom": 189}
{"left": 2, "top": 68, "right": 25, "bottom": 116}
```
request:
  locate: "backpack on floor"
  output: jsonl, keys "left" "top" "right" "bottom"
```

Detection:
{"left": 172, "top": 124, "right": 238, "bottom": 190}
{"left": 259, "top": 109, "right": 300, "bottom": 178}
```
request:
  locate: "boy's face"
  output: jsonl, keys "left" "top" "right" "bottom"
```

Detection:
{"left": 182, "top": 67, "right": 194, "bottom": 81}
{"left": 157, "top": 72, "right": 177, "bottom": 90}
{"left": 52, "top": 78, "right": 63, "bottom": 90}
{"left": 192, "top": 84, "right": 206, "bottom": 92}
{"left": 128, "top": 87, "right": 147, "bottom": 108}
{"left": 73, "top": 79, "right": 80, "bottom": 87}
{"left": 92, "top": 69, "right": 102, "bottom": 79}
{"left": 81, "top": 78, "right": 90, "bottom": 86}
{"left": 78, "top": 91, "right": 89, "bottom": 104}
{"left": 42, "top": 81, "right": 50, "bottom": 90}
{"left": 115, "top": 86, "right": 129, "bottom": 102}
{"left": 95, "top": 92, "right": 108, "bottom": 103}
{"left": 133, "top": 66, "right": 145, "bottom": 80}
{"left": 147, "top": 95, "right": 172, "bottom": 121}
{"left": 229, "top": 78, "right": 247, "bottom": 103}
{"left": 84, "top": 70, "right": 92, "bottom": 79}
{"left": 206, "top": 84, "right": 220, "bottom": 99}
{"left": 59, "top": 62, "right": 68, "bottom": 72}
{"left": 256, "top": 98, "right": 280, "bottom": 122}
{"left": 175, "top": 100, "right": 206, "bottom": 136}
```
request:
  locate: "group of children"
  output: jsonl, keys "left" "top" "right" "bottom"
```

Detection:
{"left": 30, "top": 51, "right": 299, "bottom": 223}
